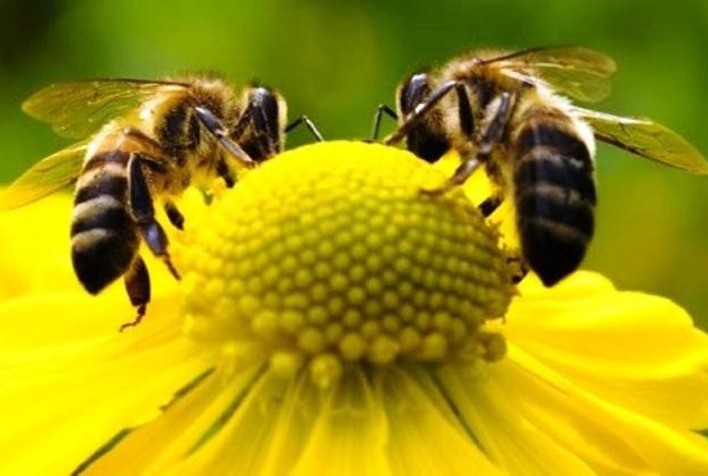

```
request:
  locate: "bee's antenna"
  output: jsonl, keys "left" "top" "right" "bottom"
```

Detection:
{"left": 195, "top": 106, "right": 256, "bottom": 166}
{"left": 384, "top": 80, "right": 470, "bottom": 146}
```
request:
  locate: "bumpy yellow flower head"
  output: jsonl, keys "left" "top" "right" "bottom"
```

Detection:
{"left": 179, "top": 141, "right": 512, "bottom": 386}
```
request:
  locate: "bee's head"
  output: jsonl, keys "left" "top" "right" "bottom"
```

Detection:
{"left": 234, "top": 85, "right": 287, "bottom": 161}
{"left": 394, "top": 70, "right": 451, "bottom": 163}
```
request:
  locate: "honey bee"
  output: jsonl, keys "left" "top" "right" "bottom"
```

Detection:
{"left": 2, "top": 76, "right": 320, "bottom": 328}
{"left": 377, "top": 46, "right": 707, "bottom": 286}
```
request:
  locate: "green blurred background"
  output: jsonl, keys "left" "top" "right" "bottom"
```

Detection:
{"left": 0, "top": 0, "right": 706, "bottom": 325}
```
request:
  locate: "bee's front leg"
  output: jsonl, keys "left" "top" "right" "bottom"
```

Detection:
{"left": 127, "top": 153, "right": 181, "bottom": 280}
{"left": 215, "top": 155, "right": 236, "bottom": 188}
{"left": 479, "top": 195, "right": 504, "bottom": 217}
{"left": 369, "top": 104, "right": 398, "bottom": 142}
{"left": 285, "top": 115, "right": 324, "bottom": 142}
{"left": 164, "top": 199, "right": 185, "bottom": 230}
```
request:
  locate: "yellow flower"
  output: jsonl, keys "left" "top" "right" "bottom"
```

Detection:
{"left": 1, "top": 142, "right": 707, "bottom": 475}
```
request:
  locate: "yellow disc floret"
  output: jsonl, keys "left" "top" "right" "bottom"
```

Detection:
{"left": 178, "top": 141, "right": 513, "bottom": 386}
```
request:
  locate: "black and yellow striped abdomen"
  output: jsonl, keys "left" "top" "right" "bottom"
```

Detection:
{"left": 71, "top": 150, "right": 140, "bottom": 294}
{"left": 512, "top": 118, "right": 596, "bottom": 286}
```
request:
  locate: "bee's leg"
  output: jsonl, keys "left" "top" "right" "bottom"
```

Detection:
{"left": 384, "top": 80, "right": 467, "bottom": 146}
{"left": 508, "top": 255, "right": 529, "bottom": 284}
{"left": 421, "top": 157, "right": 483, "bottom": 196}
{"left": 215, "top": 157, "right": 236, "bottom": 188}
{"left": 120, "top": 257, "right": 151, "bottom": 331}
{"left": 479, "top": 195, "right": 504, "bottom": 217}
{"left": 127, "top": 154, "right": 181, "bottom": 280}
{"left": 194, "top": 106, "right": 256, "bottom": 167}
{"left": 370, "top": 104, "right": 397, "bottom": 141}
{"left": 285, "top": 116, "right": 324, "bottom": 142}
{"left": 423, "top": 92, "right": 515, "bottom": 195}
{"left": 164, "top": 200, "right": 185, "bottom": 230}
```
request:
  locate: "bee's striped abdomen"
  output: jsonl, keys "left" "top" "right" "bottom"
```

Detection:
{"left": 513, "top": 117, "right": 596, "bottom": 286}
{"left": 71, "top": 150, "right": 139, "bottom": 294}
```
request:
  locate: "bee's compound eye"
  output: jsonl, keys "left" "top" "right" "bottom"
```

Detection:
{"left": 248, "top": 87, "right": 280, "bottom": 132}
{"left": 398, "top": 72, "right": 431, "bottom": 116}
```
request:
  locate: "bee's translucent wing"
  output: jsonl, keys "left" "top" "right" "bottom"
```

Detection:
{"left": 0, "top": 140, "right": 89, "bottom": 210}
{"left": 491, "top": 46, "right": 617, "bottom": 103}
{"left": 22, "top": 79, "right": 189, "bottom": 139}
{"left": 576, "top": 108, "right": 708, "bottom": 174}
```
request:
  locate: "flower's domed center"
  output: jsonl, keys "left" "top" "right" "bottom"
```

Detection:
{"left": 179, "top": 142, "right": 513, "bottom": 386}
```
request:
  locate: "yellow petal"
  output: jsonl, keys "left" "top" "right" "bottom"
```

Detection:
{"left": 498, "top": 344, "right": 708, "bottom": 474}
{"left": 157, "top": 367, "right": 391, "bottom": 476}
{"left": 0, "top": 292, "right": 212, "bottom": 475}
{"left": 81, "top": 364, "right": 264, "bottom": 474}
{"left": 290, "top": 367, "right": 392, "bottom": 476}
{"left": 0, "top": 193, "right": 74, "bottom": 300}
{"left": 436, "top": 365, "right": 596, "bottom": 475}
{"left": 165, "top": 369, "right": 293, "bottom": 475}
{"left": 507, "top": 271, "right": 708, "bottom": 429}
{"left": 377, "top": 366, "right": 504, "bottom": 476}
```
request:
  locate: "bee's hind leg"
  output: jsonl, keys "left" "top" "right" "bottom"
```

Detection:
{"left": 128, "top": 154, "right": 180, "bottom": 280}
{"left": 120, "top": 257, "right": 150, "bottom": 331}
